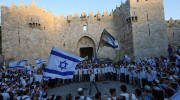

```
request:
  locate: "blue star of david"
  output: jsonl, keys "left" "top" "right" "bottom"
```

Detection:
{"left": 58, "top": 60, "right": 68, "bottom": 70}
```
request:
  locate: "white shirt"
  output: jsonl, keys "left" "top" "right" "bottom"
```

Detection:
{"left": 17, "top": 96, "right": 22, "bottom": 100}
{"left": 90, "top": 73, "right": 95, "bottom": 82}
{"left": 26, "top": 66, "right": 31, "bottom": 74}
{"left": 79, "top": 96, "right": 91, "bottom": 100}
{"left": 20, "top": 77, "right": 26, "bottom": 87}
{"left": 146, "top": 73, "right": 153, "bottom": 82}
{"left": 107, "top": 96, "right": 117, "bottom": 100}
{"left": 1, "top": 93, "right": 10, "bottom": 100}
{"left": 94, "top": 68, "right": 98, "bottom": 74}
{"left": 29, "top": 77, "right": 34, "bottom": 84}
{"left": 22, "top": 95, "right": 31, "bottom": 100}
{"left": 78, "top": 69, "right": 82, "bottom": 75}
{"left": 120, "top": 93, "right": 136, "bottom": 100}
{"left": 83, "top": 69, "right": 88, "bottom": 75}
{"left": 120, "top": 67, "right": 125, "bottom": 74}
{"left": 152, "top": 70, "right": 157, "bottom": 80}
{"left": 132, "top": 70, "right": 137, "bottom": 78}
{"left": 117, "top": 68, "right": 120, "bottom": 74}
{"left": 74, "top": 70, "right": 78, "bottom": 75}
{"left": 34, "top": 74, "right": 43, "bottom": 82}
{"left": 101, "top": 68, "right": 105, "bottom": 74}
{"left": 105, "top": 67, "right": 109, "bottom": 73}
{"left": 139, "top": 70, "right": 146, "bottom": 79}
{"left": 124, "top": 68, "right": 128, "bottom": 75}
{"left": 97, "top": 68, "right": 101, "bottom": 74}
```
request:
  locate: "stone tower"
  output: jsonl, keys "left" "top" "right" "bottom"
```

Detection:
{"left": 129, "top": 0, "right": 168, "bottom": 59}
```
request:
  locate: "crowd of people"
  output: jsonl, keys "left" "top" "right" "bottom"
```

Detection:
{"left": 0, "top": 47, "right": 180, "bottom": 100}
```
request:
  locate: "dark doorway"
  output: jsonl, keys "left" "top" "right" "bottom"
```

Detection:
{"left": 80, "top": 47, "right": 93, "bottom": 60}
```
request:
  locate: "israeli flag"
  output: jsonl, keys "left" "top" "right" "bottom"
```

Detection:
{"left": 101, "top": 29, "right": 119, "bottom": 49}
{"left": 44, "top": 47, "right": 84, "bottom": 79}
{"left": 35, "top": 58, "right": 46, "bottom": 65}
{"left": 9, "top": 60, "right": 28, "bottom": 69}
{"left": 169, "top": 89, "right": 180, "bottom": 100}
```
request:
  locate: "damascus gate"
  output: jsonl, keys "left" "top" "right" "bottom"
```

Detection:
{"left": 1, "top": 0, "right": 179, "bottom": 63}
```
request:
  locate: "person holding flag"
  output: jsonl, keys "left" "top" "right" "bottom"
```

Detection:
{"left": 89, "top": 66, "right": 99, "bottom": 96}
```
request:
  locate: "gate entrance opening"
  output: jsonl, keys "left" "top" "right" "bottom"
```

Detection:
{"left": 80, "top": 47, "right": 93, "bottom": 60}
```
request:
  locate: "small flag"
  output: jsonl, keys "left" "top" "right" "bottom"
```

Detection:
{"left": 35, "top": 58, "right": 46, "bottom": 65}
{"left": 27, "top": 65, "right": 32, "bottom": 75}
{"left": 9, "top": 60, "right": 28, "bottom": 69}
{"left": 84, "top": 56, "right": 88, "bottom": 60}
{"left": 92, "top": 56, "right": 98, "bottom": 63}
{"left": 43, "top": 47, "right": 84, "bottom": 79}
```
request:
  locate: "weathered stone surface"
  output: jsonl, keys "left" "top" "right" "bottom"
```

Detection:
{"left": 166, "top": 18, "right": 180, "bottom": 48}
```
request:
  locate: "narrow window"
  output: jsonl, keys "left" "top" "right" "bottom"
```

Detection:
{"left": 83, "top": 25, "right": 87, "bottom": 31}
{"left": 147, "top": 13, "right": 149, "bottom": 21}
{"left": 135, "top": 16, "right": 138, "bottom": 21}
{"left": 132, "top": 17, "right": 134, "bottom": 21}
{"left": 148, "top": 24, "right": 151, "bottom": 36}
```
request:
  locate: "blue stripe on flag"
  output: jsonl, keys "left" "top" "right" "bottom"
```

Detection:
{"left": 36, "top": 61, "right": 46, "bottom": 64}
{"left": 51, "top": 50, "right": 80, "bottom": 62}
{"left": 9, "top": 66, "right": 24, "bottom": 69}
{"left": 44, "top": 68, "right": 74, "bottom": 76}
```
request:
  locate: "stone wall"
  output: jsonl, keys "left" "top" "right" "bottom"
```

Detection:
{"left": 166, "top": 18, "right": 180, "bottom": 48}
{"left": 113, "top": 1, "right": 134, "bottom": 59}
{"left": 129, "top": 0, "right": 168, "bottom": 59}
{"left": 1, "top": 1, "right": 119, "bottom": 63}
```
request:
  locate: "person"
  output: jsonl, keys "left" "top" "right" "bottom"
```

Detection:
{"left": 175, "top": 50, "right": 180, "bottom": 70}
{"left": 89, "top": 68, "right": 99, "bottom": 96}
{"left": 1, "top": 90, "right": 10, "bottom": 100}
{"left": 0, "top": 94, "right": 3, "bottom": 100}
{"left": 107, "top": 88, "right": 117, "bottom": 100}
{"left": 120, "top": 85, "right": 136, "bottom": 100}
{"left": 168, "top": 45, "right": 173, "bottom": 58}
{"left": 74, "top": 67, "right": 79, "bottom": 82}
{"left": 77, "top": 88, "right": 91, "bottom": 100}
{"left": 66, "top": 93, "right": 73, "bottom": 100}
{"left": 21, "top": 89, "right": 31, "bottom": 100}
{"left": 134, "top": 89, "right": 143, "bottom": 100}
{"left": 55, "top": 96, "right": 63, "bottom": 100}
{"left": 95, "top": 92, "right": 101, "bottom": 100}
{"left": 143, "top": 85, "right": 153, "bottom": 100}
{"left": 152, "top": 86, "right": 164, "bottom": 100}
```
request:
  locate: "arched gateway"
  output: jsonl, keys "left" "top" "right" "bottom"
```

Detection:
{"left": 77, "top": 36, "right": 96, "bottom": 59}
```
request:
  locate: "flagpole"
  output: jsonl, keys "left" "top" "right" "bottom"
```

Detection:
{"left": 97, "top": 30, "right": 104, "bottom": 53}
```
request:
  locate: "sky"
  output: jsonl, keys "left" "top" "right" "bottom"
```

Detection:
{"left": 0, "top": 0, "right": 180, "bottom": 21}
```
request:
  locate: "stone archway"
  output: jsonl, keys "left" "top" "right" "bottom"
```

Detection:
{"left": 77, "top": 36, "right": 96, "bottom": 59}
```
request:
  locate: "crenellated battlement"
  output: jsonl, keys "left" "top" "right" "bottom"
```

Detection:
{"left": 167, "top": 18, "right": 180, "bottom": 26}
{"left": 1, "top": 0, "right": 115, "bottom": 24}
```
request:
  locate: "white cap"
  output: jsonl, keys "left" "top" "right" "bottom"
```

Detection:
{"left": 77, "top": 88, "right": 83, "bottom": 92}
{"left": 155, "top": 79, "right": 160, "bottom": 84}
